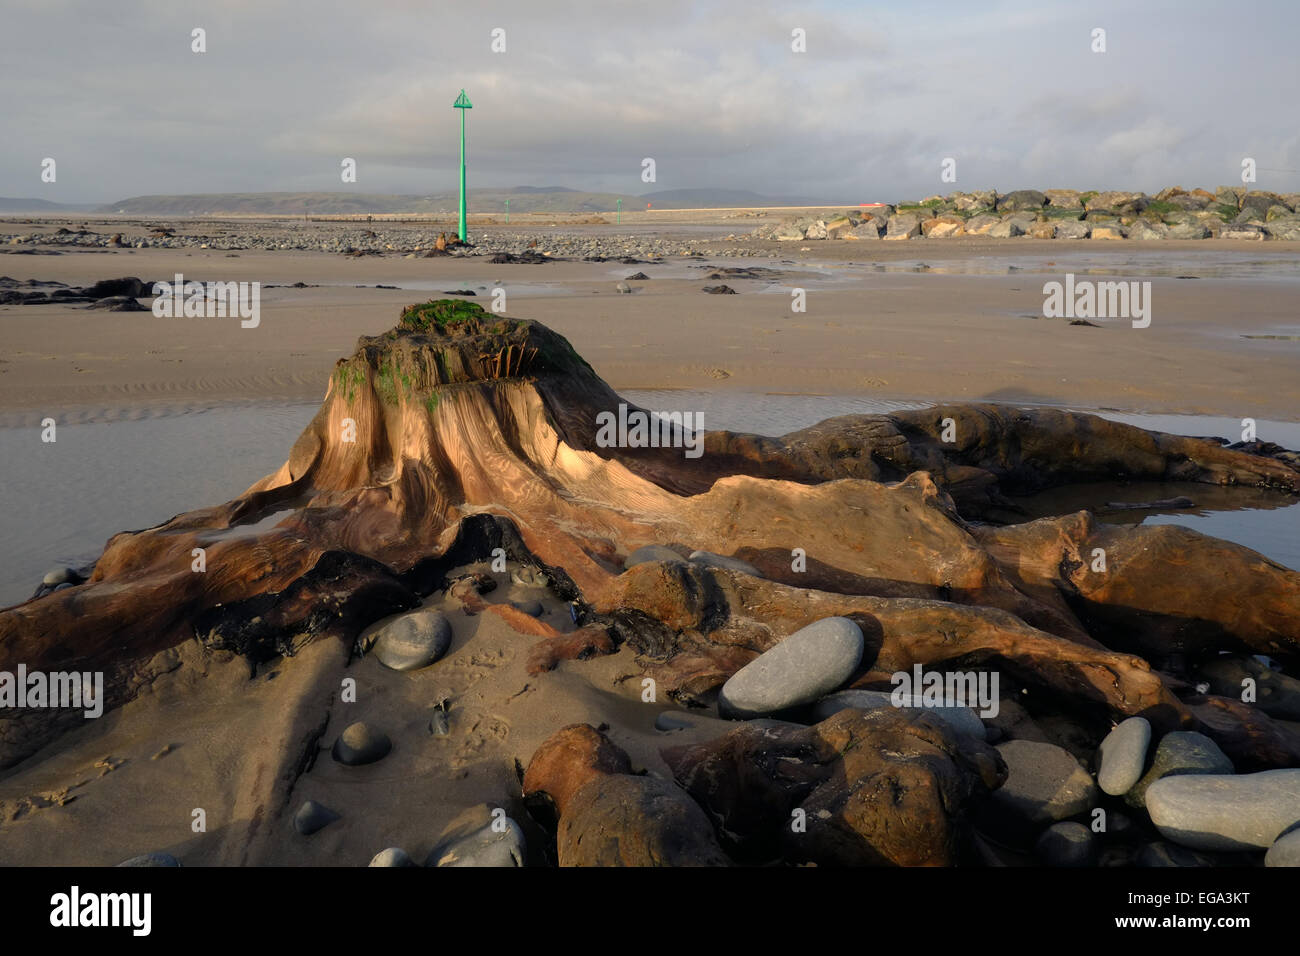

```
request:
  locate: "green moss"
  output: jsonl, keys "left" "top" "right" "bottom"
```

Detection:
{"left": 399, "top": 298, "right": 489, "bottom": 333}
{"left": 1079, "top": 190, "right": 1099, "bottom": 206}
{"left": 424, "top": 392, "right": 440, "bottom": 414}
{"left": 1214, "top": 203, "right": 1238, "bottom": 222}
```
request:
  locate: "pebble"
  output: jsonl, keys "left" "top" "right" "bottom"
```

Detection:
{"left": 1146, "top": 769, "right": 1300, "bottom": 851}
{"left": 369, "top": 847, "right": 416, "bottom": 867}
{"left": 811, "top": 689, "right": 987, "bottom": 739}
{"left": 364, "top": 609, "right": 452, "bottom": 672}
{"left": 42, "top": 566, "right": 79, "bottom": 587}
{"left": 654, "top": 712, "right": 693, "bottom": 732}
{"left": 1126, "top": 731, "right": 1233, "bottom": 808}
{"left": 1096, "top": 717, "right": 1151, "bottom": 796}
{"left": 688, "top": 550, "right": 760, "bottom": 576}
{"left": 509, "top": 566, "right": 549, "bottom": 588}
{"left": 332, "top": 722, "right": 392, "bottom": 766}
{"left": 718, "top": 617, "right": 864, "bottom": 718}
{"left": 1035, "top": 821, "right": 1098, "bottom": 867}
{"left": 429, "top": 709, "right": 450, "bottom": 736}
{"left": 293, "top": 800, "right": 340, "bottom": 835}
{"left": 1265, "top": 827, "right": 1300, "bottom": 867}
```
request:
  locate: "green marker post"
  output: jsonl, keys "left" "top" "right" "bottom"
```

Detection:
{"left": 616, "top": 198, "right": 622, "bottom": 224}
{"left": 504, "top": 199, "right": 509, "bottom": 223}
{"left": 454, "top": 89, "right": 473, "bottom": 242}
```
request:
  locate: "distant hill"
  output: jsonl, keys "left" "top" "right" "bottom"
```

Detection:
{"left": 0, "top": 197, "right": 103, "bottom": 213}
{"left": 96, "top": 187, "right": 842, "bottom": 216}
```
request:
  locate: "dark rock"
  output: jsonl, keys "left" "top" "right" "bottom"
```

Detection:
{"left": 293, "top": 799, "right": 340, "bottom": 835}
{"left": 331, "top": 722, "right": 392, "bottom": 766}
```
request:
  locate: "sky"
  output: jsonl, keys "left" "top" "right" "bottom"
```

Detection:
{"left": 3, "top": 0, "right": 1299, "bottom": 204}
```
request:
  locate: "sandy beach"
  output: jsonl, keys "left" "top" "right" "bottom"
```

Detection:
{"left": 3, "top": 230, "right": 1299, "bottom": 425}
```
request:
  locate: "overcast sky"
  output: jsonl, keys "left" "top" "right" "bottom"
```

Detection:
{"left": 4, "top": 0, "right": 1299, "bottom": 203}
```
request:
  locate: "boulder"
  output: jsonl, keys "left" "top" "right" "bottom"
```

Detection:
{"left": 1054, "top": 220, "right": 1090, "bottom": 239}
{"left": 1090, "top": 225, "right": 1126, "bottom": 240}
{"left": 1027, "top": 222, "right": 1055, "bottom": 239}
{"left": 1128, "top": 220, "right": 1169, "bottom": 240}
{"left": 1086, "top": 191, "right": 1147, "bottom": 213}
{"left": 1044, "top": 189, "right": 1082, "bottom": 208}
{"left": 804, "top": 220, "right": 829, "bottom": 240}
{"left": 1126, "top": 731, "right": 1233, "bottom": 809}
{"left": 1221, "top": 224, "right": 1265, "bottom": 240}
{"left": 1167, "top": 221, "right": 1210, "bottom": 239}
{"left": 885, "top": 214, "right": 922, "bottom": 240}
{"left": 964, "top": 214, "right": 1000, "bottom": 235}
{"left": 996, "top": 190, "right": 1047, "bottom": 212}
{"left": 717, "top": 616, "right": 864, "bottom": 718}
{"left": 1264, "top": 218, "right": 1300, "bottom": 241}
{"left": 988, "top": 219, "right": 1025, "bottom": 238}
{"left": 1146, "top": 769, "right": 1300, "bottom": 851}
{"left": 921, "top": 216, "right": 965, "bottom": 238}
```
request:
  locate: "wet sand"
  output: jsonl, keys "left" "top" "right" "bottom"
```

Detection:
{"left": 2, "top": 237, "right": 1299, "bottom": 425}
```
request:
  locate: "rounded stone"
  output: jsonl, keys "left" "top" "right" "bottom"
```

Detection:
{"left": 654, "top": 711, "right": 693, "bottom": 732}
{"left": 369, "top": 847, "right": 416, "bottom": 867}
{"left": 623, "top": 545, "right": 687, "bottom": 570}
{"left": 1126, "top": 731, "right": 1233, "bottom": 808}
{"left": 718, "top": 617, "right": 864, "bottom": 719}
{"left": 688, "top": 550, "right": 760, "bottom": 576}
{"left": 982, "top": 740, "right": 1098, "bottom": 840}
{"left": 293, "top": 799, "right": 339, "bottom": 835}
{"left": 1146, "top": 769, "right": 1300, "bottom": 852}
{"left": 1035, "top": 821, "right": 1098, "bottom": 867}
{"left": 1097, "top": 717, "right": 1151, "bottom": 796}
{"left": 1265, "top": 827, "right": 1300, "bottom": 867}
{"left": 332, "top": 722, "right": 392, "bottom": 766}
{"left": 367, "top": 610, "right": 452, "bottom": 672}
{"left": 426, "top": 817, "right": 526, "bottom": 867}
{"left": 42, "top": 566, "right": 79, "bottom": 587}
{"left": 429, "top": 709, "right": 450, "bottom": 737}
{"left": 811, "top": 689, "right": 987, "bottom": 739}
